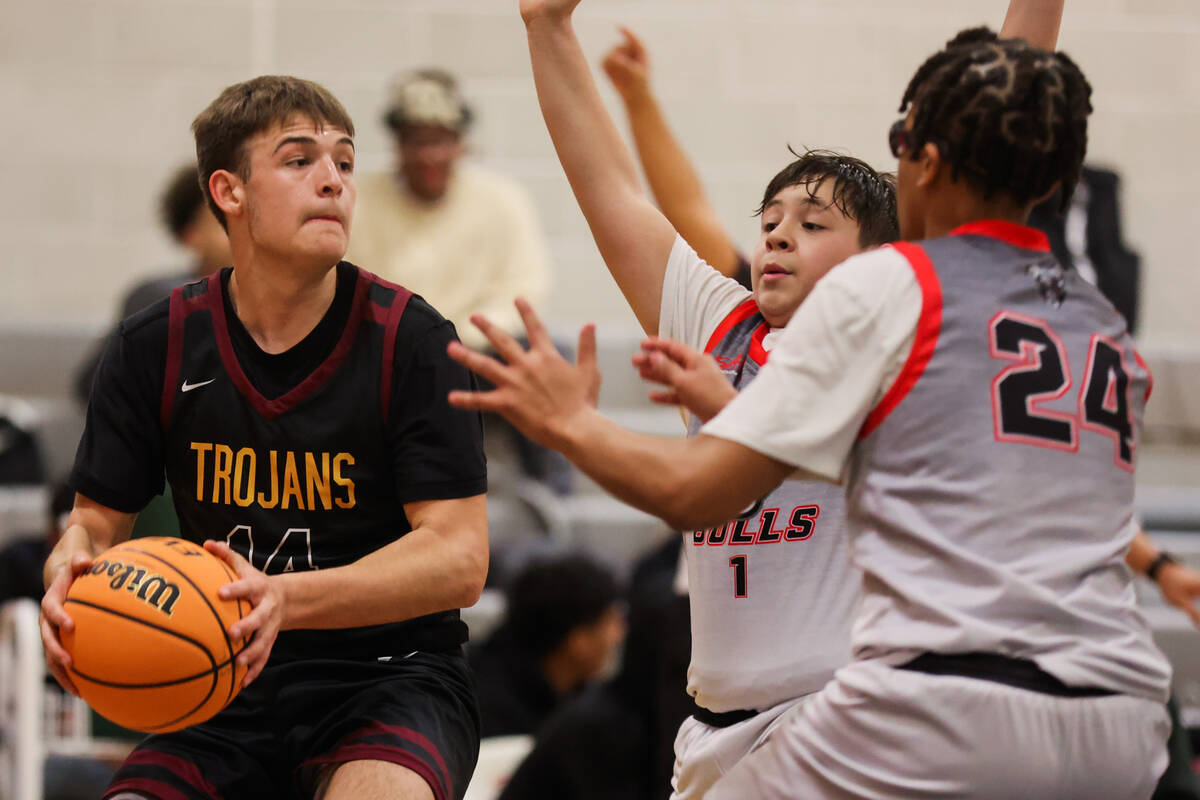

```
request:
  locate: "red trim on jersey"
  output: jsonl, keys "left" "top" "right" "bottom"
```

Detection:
{"left": 208, "top": 267, "right": 372, "bottom": 421}
{"left": 858, "top": 243, "right": 943, "bottom": 439}
{"left": 703, "top": 298, "right": 760, "bottom": 355}
{"left": 161, "top": 285, "right": 186, "bottom": 429}
{"left": 949, "top": 220, "right": 1050, "bottom": 252}
{"left": 106, "top": 749, "right": 224, "bottom": 800}
{"left": 366, "top": 272, "right": 414, "bottom": 424}
{"left": 747, "top": 321, "right": 771, "bottom": 366}
{"left": 1133, "top": 347, "right": 1153, "bottom": 403}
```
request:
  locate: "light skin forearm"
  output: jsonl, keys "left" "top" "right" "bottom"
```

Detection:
{"left": 548, "top": 408, "right": 793, "bottom": 530}
{"left": 43, "top": 495, "right": 135, "bottom": 588}
{"left": 998, "top": 0, "right": 1064, "bottom": 49}
{"left": 274, "top": 494, "right": 488, "bottom": 629}
{"left": 524, "top": 12, "right": 676, "bottom": 334}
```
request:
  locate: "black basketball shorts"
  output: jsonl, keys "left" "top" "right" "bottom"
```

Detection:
{"left": 103, "top": 648, "right": 479, "bottom": 800}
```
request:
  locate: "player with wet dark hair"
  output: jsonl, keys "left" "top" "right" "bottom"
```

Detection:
{"left": 755, "top": 149, "right": 898, "bottom": 249}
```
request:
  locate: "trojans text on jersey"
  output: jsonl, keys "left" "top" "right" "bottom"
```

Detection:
{"left": 189, "top": 442, "right": 356, "bottom": 511}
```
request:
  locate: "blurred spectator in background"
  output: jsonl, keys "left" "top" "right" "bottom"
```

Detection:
{"left": 1028, "top": 166, "right": 1140, "bottom": 332}
{"left": 470, "top": 552, "right": 626, "bottom": 738}
{"left": 0, "top": 479, "right": 71, "bottom": 604}
{"left": 498, "top": 537, "right": 691, "bottom": 800}
{"left": 0, "top": 396, "right": 46, "bottom": 486}
{"left": 602, "top": 28, "right": 752, "bottom": 289}
{"left": 348, "top": 68, "right": 551, "bottom": 351}
{"left": 74, "top": 165, "right": 231, "bottom": 403}
{"left": 350, "top": 68, "right": 568, "bottom": 492}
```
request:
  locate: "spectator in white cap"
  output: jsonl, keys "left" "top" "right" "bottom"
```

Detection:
{"left": 348, "top": 69, "right": 552, "bottom": 353}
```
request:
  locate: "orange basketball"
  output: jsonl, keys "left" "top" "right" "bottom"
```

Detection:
{"left": 61, "top": 536, "right": 248, "bottom": 733}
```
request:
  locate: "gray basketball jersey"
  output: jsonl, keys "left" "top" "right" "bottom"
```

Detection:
{"left": 686, "top": 299, "right": 860, "bottom": 713}
{"left": 847, "top": 223, "right": 1170, "bottom": 701}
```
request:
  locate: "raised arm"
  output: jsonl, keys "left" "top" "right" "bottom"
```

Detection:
{"left": 521, "top": 0, "right": 677, "bottom": 335}
{"left": 998, "top": 0, "right": 1065, "bottom": 50}
{"left": 602, "top": 27, "right": 742, "bottom": 280}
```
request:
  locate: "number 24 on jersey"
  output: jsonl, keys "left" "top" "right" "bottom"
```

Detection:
{"left": 989, "top": 311, "right": 1140, "bottom": 471}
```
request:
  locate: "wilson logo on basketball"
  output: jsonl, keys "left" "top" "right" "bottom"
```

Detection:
{"left": 88, "top": 559, "right": 182, "bottom": 616}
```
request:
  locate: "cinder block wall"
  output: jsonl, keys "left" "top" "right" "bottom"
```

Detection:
{"left": 2, "top": 0, "right": 1197, "bottom": 352}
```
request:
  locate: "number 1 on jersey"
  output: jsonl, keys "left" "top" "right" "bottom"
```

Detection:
{"left": 730, "top": 555, "right": 748, "bottom": 598}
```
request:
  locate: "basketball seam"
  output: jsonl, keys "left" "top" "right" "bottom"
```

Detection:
{"left": 64, "top": 597, "right": 220, "bottom": 730}
{"left": 120, "top": 543, "right": 243, "bottom": 706}
{"left": 64, "top": 603, "right": 240, "bottom": 685}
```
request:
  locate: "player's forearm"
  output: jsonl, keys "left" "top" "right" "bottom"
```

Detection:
{"left": 275, "top": 519, "right": 487, "bottom": 630}
{"left": 524, "top": 14, "right": 675, "bottom": 334}
{"left": 43, "top": 525, "right": 99, "bottom": 589}
{"left": 1126, "top": 527, "right": 1158, "bottom": 576}
{"left": 999, "top": 0, "right": 1064, "bottom": 50}
{"left": 623, "top": 94, "right": 740, "bottom": 278}
{"left": 554, "top": 409, "right": 770, "bottom": 530}
{"left": 43, "top": 499, "right": 135, "bottom": 588}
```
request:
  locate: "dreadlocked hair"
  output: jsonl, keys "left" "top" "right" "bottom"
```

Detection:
{"left": 756, "top": 147, "right": 898, "bottom": 247}
{"left": 899, "top": 26, "right": 1092, "bottom": 212}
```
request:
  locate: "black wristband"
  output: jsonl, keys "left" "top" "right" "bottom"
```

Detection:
{"left": 1146, "top": 551, "right": 1179, "bottom": 582}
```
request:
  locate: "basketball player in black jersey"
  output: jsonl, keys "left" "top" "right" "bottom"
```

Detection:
{"left": 40, "top": 76, "right": 488, "bottom": 800}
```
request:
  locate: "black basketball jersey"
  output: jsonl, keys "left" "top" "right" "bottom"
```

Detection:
{"left": 71, "top": 262, "right": 487, "bottom": 663}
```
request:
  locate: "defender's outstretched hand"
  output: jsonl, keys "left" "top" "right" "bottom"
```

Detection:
{"left": 447, "top": 298, "right": 600, "bottom": 449}
{"left": 602, "top": 27, "right": 650, "bottom": 103}
{"left": 633, "top": 338, "right": 737, "bottom": 424}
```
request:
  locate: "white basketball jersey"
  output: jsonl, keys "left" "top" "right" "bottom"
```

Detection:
{"left": 686, "top": 299, "right": 861, "bottom": 712}
{"left": 847, "top": 223, "right": 1170, "bottom": 701}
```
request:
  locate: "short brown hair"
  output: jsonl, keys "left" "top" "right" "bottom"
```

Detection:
{"left": 192, "top": 75, "right": 355, "bottom": 229}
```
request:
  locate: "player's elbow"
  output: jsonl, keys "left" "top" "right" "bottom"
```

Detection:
{"left": 662, "top": 503, "right": 735, "bottom": 533}
{"left": 657, "top": 477, "right": 737, "bottom": 532}
{"left": 448, "top": 540, "right": 489, "bottom": 608}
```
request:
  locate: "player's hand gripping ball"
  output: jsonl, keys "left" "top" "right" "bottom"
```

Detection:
{"left": 61, "top": 537, "right": 248, "bottom": 732}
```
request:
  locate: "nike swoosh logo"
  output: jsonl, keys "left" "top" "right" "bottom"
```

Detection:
{"left": 181, "top": 379, "right": 215, "bottom": 392}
